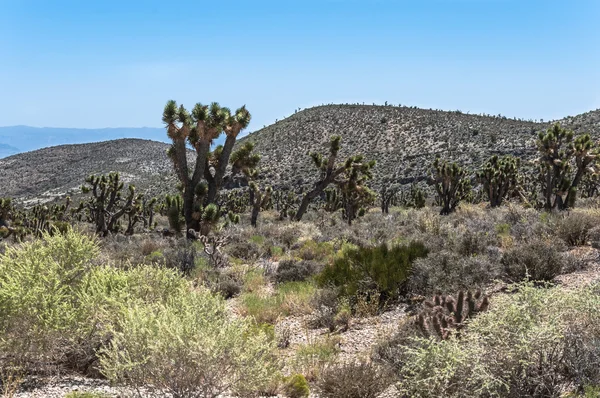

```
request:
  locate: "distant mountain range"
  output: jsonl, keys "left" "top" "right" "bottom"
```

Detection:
{"left": 0, "top": 125, "right": 228, "bottom": 159}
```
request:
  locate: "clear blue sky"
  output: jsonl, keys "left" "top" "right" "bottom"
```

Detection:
{"left": 1, "top": 0, "right": 598, "bottom": 132}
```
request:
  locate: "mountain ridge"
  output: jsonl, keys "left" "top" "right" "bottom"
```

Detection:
{"left": 1, "top": 104, "right": 599, "bottom": 202}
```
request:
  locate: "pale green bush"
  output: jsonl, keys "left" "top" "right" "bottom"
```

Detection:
{"left": 0, "top": 229, "right": 99, "bottom": 371}
{"left": 99, "top": 288, "right": 276, "bottom": 398}
{"left": 391, "top": 283, "right": 600, "bottom": 397}
{"left": 0, "top": 229, "right": 278, "bottom": 396}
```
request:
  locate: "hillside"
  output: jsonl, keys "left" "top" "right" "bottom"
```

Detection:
{"left": 0, "top": 139, "right": 179, "bottom": 204}
{"left": 0, "top": 126, "right": 172, "bottom": 158}
{"left": 2, "top": 105, "right": 599, "bottom": 203}
{"left": 239, "top": 105, "right": 600, "bottom": 189}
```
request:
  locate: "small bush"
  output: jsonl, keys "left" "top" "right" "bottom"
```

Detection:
{"left": 410, "top": 250, "right": 501, "bottom": 295}
{"left": 226, "top": 240, "right": 262, "bottom": 261}
{"left": 64, "top": 393, "right": 110, "bottom": 398}
{"left": 239, "top": 281, "right": 316, "bottom": 324}
{"left": 275, "top": 259, "right": 320, "bottom": 284}
{"left": 318, "top": 241, "right": 428, "bottom": 303}
{"left": 283, "top": 374, "right": 310, "bottom": 398}
{"left": 295, "top": 240, "right": 334, "bottom": 261}
{"left": 162, "top": 240, "right": 198, "bottom": 275}
{"left": 455, "top": 229, "right": 497, "bottom": 256}
{"left": 316, "top": 361, "right": 394, "bottom": 398}
{"left": 556, "top": 211, "right": 598, "bottom": 246}
{"left": 294, "top": 336, "right": 341, "bottom": 381}
{"left": 501, "top": 239, "right": 565, "bottom": 282}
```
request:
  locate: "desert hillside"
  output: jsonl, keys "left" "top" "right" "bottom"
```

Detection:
{"left": 239, "top": 105, "right": 600, "bottom": 189}
{"left": 0, "top": 139, "right": 178, "bottom": 204}
{"left": 2, "top": 105, "right": 599, "bottom": 203}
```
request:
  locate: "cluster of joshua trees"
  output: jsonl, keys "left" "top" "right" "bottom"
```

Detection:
{"left": 1, "top": 101, "right": 599, "bottom": 241}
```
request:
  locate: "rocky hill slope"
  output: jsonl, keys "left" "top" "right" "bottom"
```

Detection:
{"left": 239, "top": 105, "right": 600, "bottom": 189}
{"left": 1, "top": 105, "right": 599, "bottom": 203}
{"left": 0, "top": 139, "right": 179, "bottom": 204}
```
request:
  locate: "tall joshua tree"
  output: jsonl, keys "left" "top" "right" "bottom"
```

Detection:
{"left": 163, "top": 100, "right": 258, "bottom": 236}
{"left": 431, "top": 157, "right": 471, "bottom": 215}
{"left": 294, "top": 135, "right": 375, "bottom": 221}
{"left": 537, "top": 123, "right": 598, "bottom": 210}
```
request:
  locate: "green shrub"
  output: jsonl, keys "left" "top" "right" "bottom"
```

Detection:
{"left": 283, "top": 374, "right": 310, "bottom": 398}
{"left": 295, "top": 240, "right": 334, "bottom": 261}
{"left": 0, "top": 228, "right": 278, "bottom": 395}
{"left": 99, "top": 287, "right": 276, "bottom": 398}
{"left": 0, "top": 228, "right": 99, "bottom": 371}
{"left": 64, "top": 392, "right": 110, "bottom": 398}
{"left": 294, "top": 336, "right": 341, "bottom": 381}
{"left": 501, "top": 239, "right": 565, "bottom": 282}
{"left": 239, "top": 281, "right": 316, "bottom": 324}
{"left": 389, "top": 282, "right": 600, "bottom": 397}
{"left": 316, "top": 361, "right": 394, "bottom": 398}
{"left": 318, "top": 241, "right": 428, "bottom": 303}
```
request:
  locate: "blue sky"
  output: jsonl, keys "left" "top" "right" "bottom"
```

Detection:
{"left": 1, "top": 0, "right": 598, "bottom": 133}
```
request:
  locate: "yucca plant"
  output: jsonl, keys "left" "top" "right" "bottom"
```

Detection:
{"left": 163, "top": 100, "right": 258, "bottom": 237}
{"left": 430, "top": 157, "right": 471, "bottom": 215}
{"left": 536, "top": 123, "right": 598, "bottom": 210}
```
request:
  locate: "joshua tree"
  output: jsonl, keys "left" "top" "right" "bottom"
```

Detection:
{"left": 379, "top": 182, "right": 400, "bottom": 214}
{"left": 536, "top": 123, "right": 598, "bottom": 210}
{"left": 162, "top": 100, "right": 258, "bottom": 237}
{"left": 337, "top": 163, "right": 376, "bottom": 225}
{"left": 295, "top": 136, "right": 376, "bottom": 221}
{"left": 80, "top": 172, "right": 143, "bottom": 236}
{"left": 249, "top": 182, "right": 272, "bottom": 228}
{"left": 477, "top": 154, "right": 521, "bottom": 207}
{"left": 272, "top": 189, "right": 298, "bottom": 220}
{"left": 430, "top": 157, "right": 471, "bottom": 215}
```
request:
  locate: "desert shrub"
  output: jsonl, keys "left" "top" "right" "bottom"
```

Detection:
{"left": 275, "top": 259, "right": 320, "bottom": 284}
{"left": 318, "top": 241, "right": 428, "bottom": 303}
{"left": 454, "top": 229, "right": 497, "bottom": 256}
{"left": 590, "top": 226, "right": 600, "bottom": 249}
{"left": 310, "top": 288, "right": 339, "bottom": 330}
{"left": 282, "top": 374, "right": 310, "bottom": 398}
{"left": 293, "top": 336, "right": 341, "bottom": 381}
{"left": 162, "top": 240, "right": 198, "bottom": 275}
{"left": 226, "top": 240, "right": 263, "bottom": 261}
{"left": 294, "top": 240, "right": 334, "bottom": 261}
{"left": 316, "top": 361, "right": 394, "bottom": 398}
{"left": 410, "top": 250, "right": 501, "bottom": 295}
{"left": 501, "top": 239, "right": 565, "bottom": 282}
{"left": 0, "top": 228, "right": 99, "bottom": 372}
{"left": 64, "top": 393, "right": 110, "bottom": 398}
{"left": 390, "top": 282, "right": 600, "bottom": 397}
{"left": 214, "top": 271, "right": 243, "bottom": 299}
{"left": 99, "top": 288, "right": 276, "bottom": 398}
{"left": 556, "top": 211, "right": 598, "bottom": 246}
{"left": 239, "top": 281, "right": 316, "bottom": 324}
